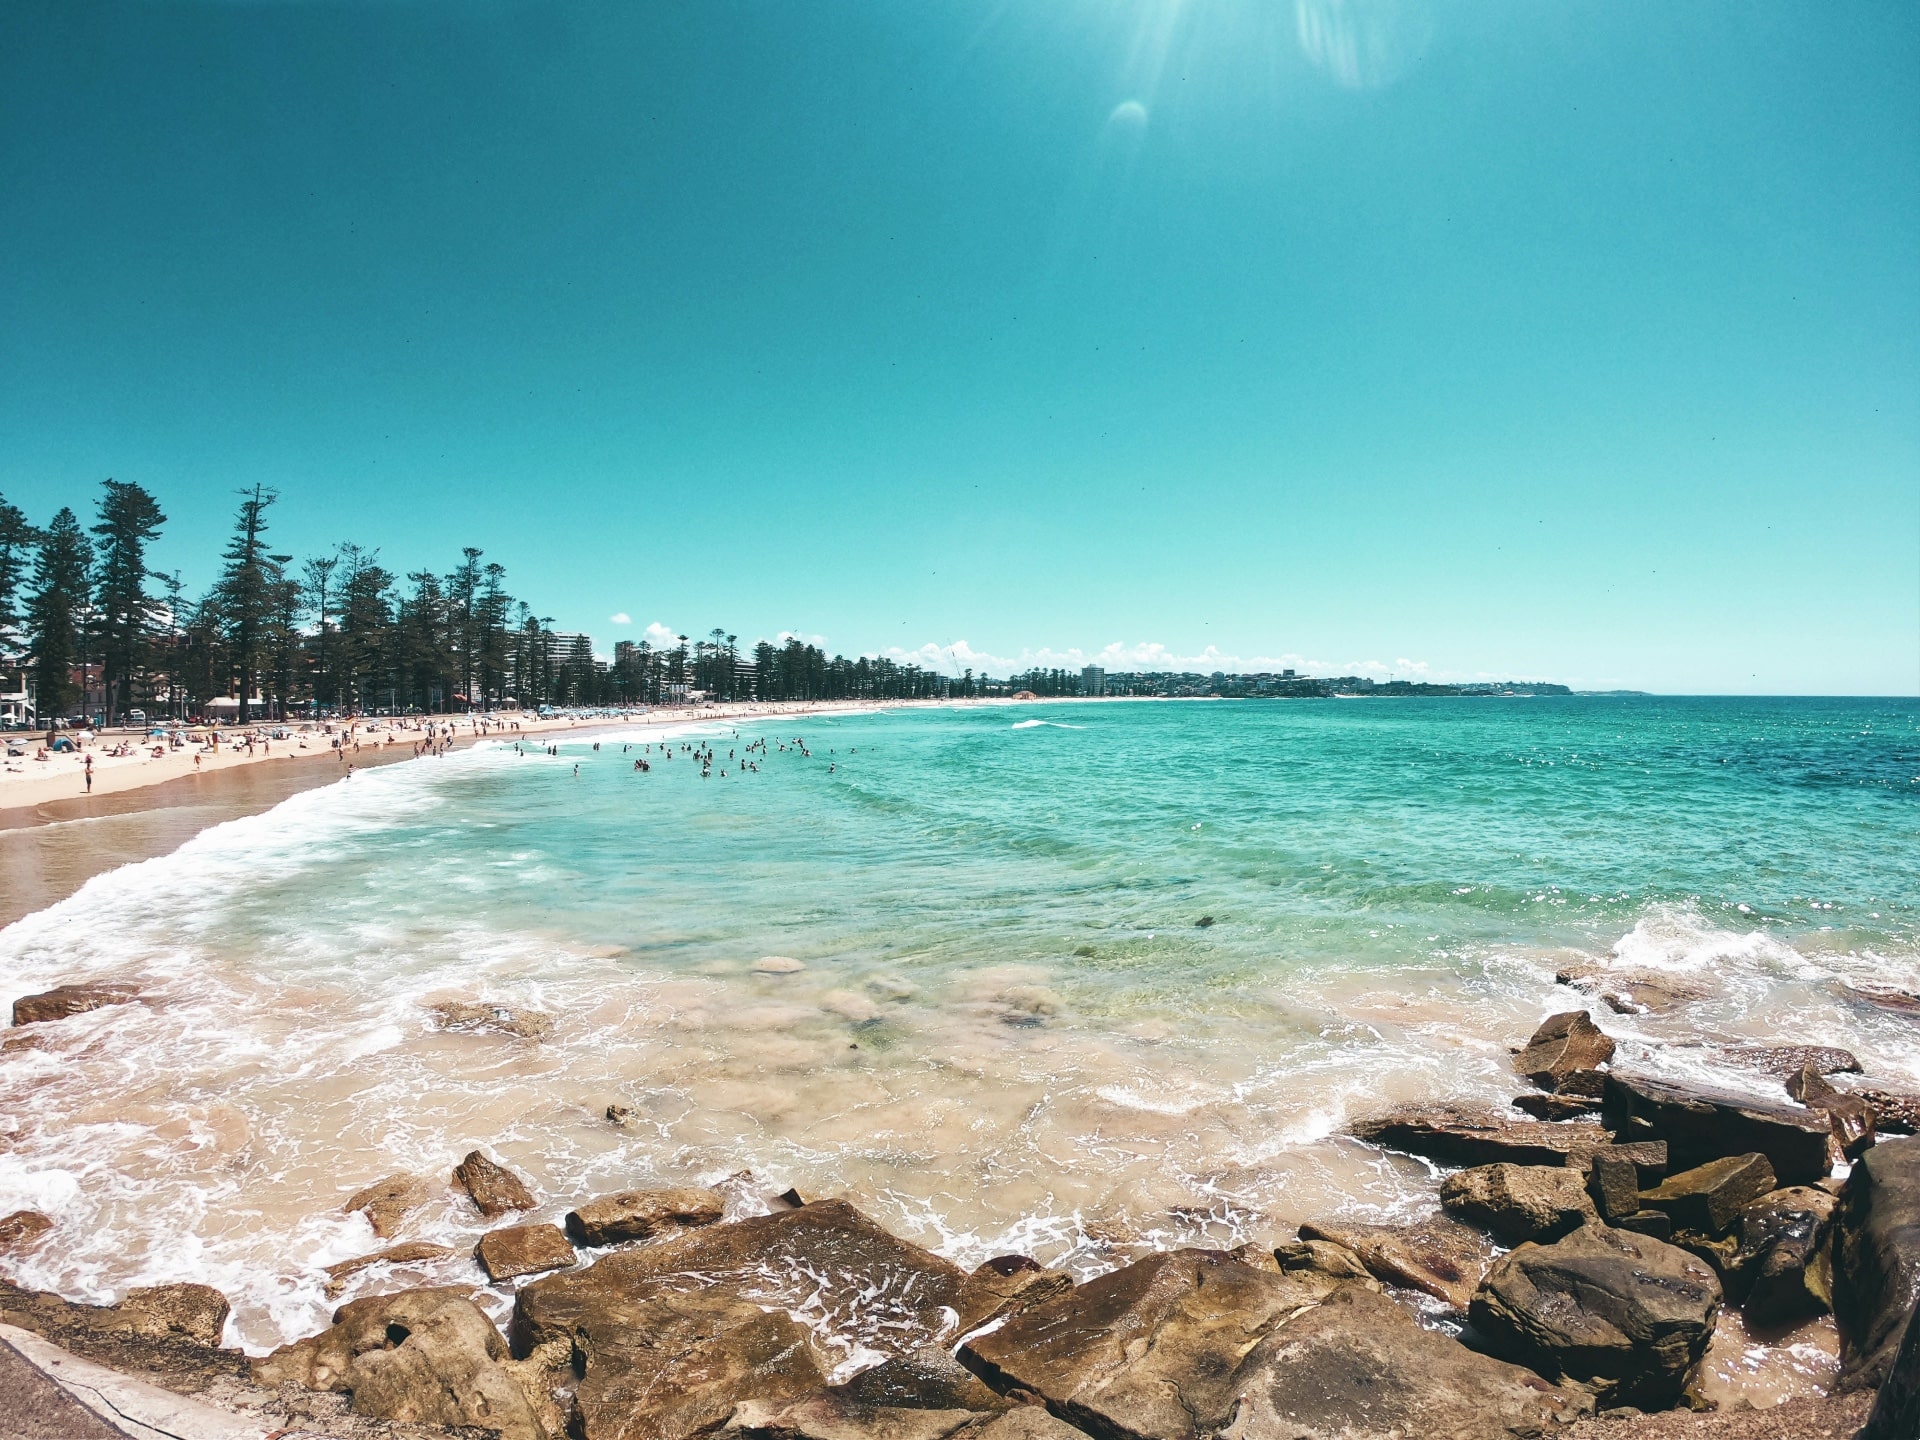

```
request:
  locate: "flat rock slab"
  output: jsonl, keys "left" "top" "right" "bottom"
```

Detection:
{"left": 477, "top": 1222, "right": 577, "bottom": 1282}
{"left": 1297, "top": 1216, "right": 1494, "bottom": 1312}
{"left": 566, "top": 1186, "right": 726, "bottom": 1246}
{"left": 1725, "top": 1045, "right": 1861, "bottom": 1078}
{"left": 960, "top": 1248, "right": 1338, "bottom": 1440}
{"left": 453, "top": 1150, "right": 536, "bottom": 1216}
{"left": 1470, "top": 1222, "right": 1722, "bottom": 1412}
{"left": 10, "top": 983, "right": 141, "bottom": 1027}
{"left": 324, "top": 1239, "right": 457, "bottom": 1295}
{"left": 1351, "top": 1105, "right": 1609, "bottom": 1169}
{"left": 1229, "top": 1283, "right": 1587, "bottom": 1440}
{"left": 1603, "top": 1072, "right": 1832, "bottom": 1186}
{"left": 1441, "top": 1163, "right": 1596, "bottom": 1245}
{"left": 1640, "top": 1153, "right": 1777, "bottom": 1237}
{"left": 726, "top": 1395, "right": 983, "bottom": 1440}
{"left": 0, "top": 1323, "right": 269, "bottom": 1440}
{"left": 516, "top": 1199, "right": 970, "bottom": 1365}
{"left": 1832, "top": 1134, "right": 1920, "bottom": 1390}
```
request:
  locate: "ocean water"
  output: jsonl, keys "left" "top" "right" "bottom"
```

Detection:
{"left": 1, "top": 696, "right": 1916, "bottom": 1383}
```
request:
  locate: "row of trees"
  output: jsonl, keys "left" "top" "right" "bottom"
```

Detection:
{"left": 0, "top": 481, "right": 993, "bottom": 725}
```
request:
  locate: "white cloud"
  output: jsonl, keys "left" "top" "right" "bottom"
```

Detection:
{"left": 644, "top": 622, "right": 682, "bottom": 646}
{"left": 608, "top": 613, "right": 632, "bottom": 626}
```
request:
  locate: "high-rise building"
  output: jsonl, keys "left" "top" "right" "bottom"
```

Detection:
{"left": 1081, "top": 665, "right": 1106, "bottom": 696}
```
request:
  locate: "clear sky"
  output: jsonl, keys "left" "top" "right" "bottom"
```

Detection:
{"left": 3, "top": 1, "right": 1916, "bottom": 693}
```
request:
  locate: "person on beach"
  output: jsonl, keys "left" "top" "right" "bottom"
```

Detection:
{"left": 84, "top": 753, "right": 93, "bottom": 792}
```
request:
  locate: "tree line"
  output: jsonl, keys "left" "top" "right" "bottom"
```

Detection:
{"left": 0, "top": 481, "right": 987, "bottom": 726}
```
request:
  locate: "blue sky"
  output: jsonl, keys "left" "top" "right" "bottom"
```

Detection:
{"left": 2, "top": 1, "right": 1916, "bottom": 693}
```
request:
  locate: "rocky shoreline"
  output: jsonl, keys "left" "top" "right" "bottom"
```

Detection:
{"left": 3, "top": 988, "right": 1918, "bottom": 1439}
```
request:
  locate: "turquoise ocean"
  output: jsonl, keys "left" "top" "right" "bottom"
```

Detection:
{"left": 1, "top": 696, "right": 1916, "bottom": 1371}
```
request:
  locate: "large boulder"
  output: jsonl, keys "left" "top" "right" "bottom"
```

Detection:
{"left": 11, "top": 982, "right": 140, "bottom": 1026}
{"left": 1440, "top": 1163, "right": 1596, "bottom": 1245}
{"left": 1638, "top": 1153, "right": 1777, "bottom": 1236}
{"left": 1222, "top": 1283, "right": 1587, "bottom": 1439}
{"left": 343, "top": 1172, "right": 435, "bottom": 1238}
{"left": 252, "top": 1286, "right": 543, "bottom": 1440}
{"left": 1603, "top": 1072, "right": 1832, "bottom": 1185}
{"left": 1514, "top": 1011, "right": 1614, "bottom": 1096}
{"left": 478, "top": 1223, "right": 578, "bottom": 1282}
{"left": 1468, "top": 1221, "right": 1721, "bottom": 1411}
{"left": 1297, "top": 1216, "right": 1494, "bottom": 1311}
{"left": 514, "top": 1201, "right": 969, "bottom": 1415}
{"left": 565, "top": 1186, "right": 726, "bottom": 1246}
{"left": 1735, "top": 1185, "right": 1837, "bottom": 1327}
{"left": 1351, "top": 1105, "right": 1609, "bottom": 1169}
{"left": 1862, "top": 1306, "right": 1920, "bottom": 1440}
{"left": 959, "top": 1249, "right": 1335, "bottom": 1440}
{"left": 1832, "top": 1134, "right": 1920, "bottom": 1390}
{"left": 0, "top": 1279, "right": 240, "bottom": 1392}
{"left": 454, "top": 1150, "right": 536, "bottom": 1216}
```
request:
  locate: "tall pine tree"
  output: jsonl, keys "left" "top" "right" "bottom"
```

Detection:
{"left": 217, "top": 485, "right": 276, "bottom": 721}
{"left": 27, "top": 508, "right": 93, "bottom": 724}
{"left": 91, "top": 479, "right": 167, "bottom": 725}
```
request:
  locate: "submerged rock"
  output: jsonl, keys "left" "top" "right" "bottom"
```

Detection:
{"left": 1831, "top": 1134, "right": 1920, "bottom": 1391}
{"left": 1514, "top": 1010, "right": 1614, "bottom": 1097}
{"left": 1557, "top": 965, "right": 1707, "bottom": 1015}
{"left": 1469, "top": 1221, "right": 1721, "bottom": 1412}
{"left": 429, "top": 999, "right": 555, "bottom": 1040}
{"left": 324, "top": 1240, "right": 458, "bottom": 1295}
{"left": 478, "top": 1223, "right": 578, "bottom": 1282}
{"left": 1603, "top": 1072, "right": 1832, "bottom": 1185}
{"left": 565, "top": 1186, "right": 726, "bottom": 1247}
{"left": 959, "top": 1249, "right": 1337, "bottom": 1440}
{"left": 1351, "top": 1104, "right": 1609, "bottom": 1169}
{"left": 1638, "top": 1153, "right": 1778, "bottom": 1236}
{"left": 1726, "top": 1045, "right": 1861, "bottom": 1078}
{"left": 253, "top": 1286, "right": 543, "bottom": 1440}
{"left": 344, "top": 1172, "right": 435, "bottom": 1238}
{"left": 1441, "top": 1162, "right": 1597, "bottom": 1245}
{"left": 11, "top": 982, "right": 140, "bottom": 1026}
{"left": 454, "top": 1149, "right": 537, "bottom": 1217}
{"left": 1735, "top": 1185, "right": 1837, "bottom": 1326}
{"left": 0, "top": 1209, "right": 53, "bottom": 1252}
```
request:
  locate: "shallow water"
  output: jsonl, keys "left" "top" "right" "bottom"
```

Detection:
{"left": 1, "top": 696, "right": 1915, "bottom": 1391}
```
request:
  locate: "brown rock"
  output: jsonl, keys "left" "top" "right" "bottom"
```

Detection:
{"left": 344, "top": 1172, "right": 434, "bottom": 1238}
{"left": 1735, "top": 1185, "right": 1837, "bottom": 1327}
{"left": 429, "top": 999, "right": 554, "bottom": 1040}
{"left": 1726, "top": 1045, "right": 1861, "bottom": 1078}
{"left": 1831, "top": 1134, "right": 1920, "bottom": 1390}
{"left": 725, "top": 1395, "right": 982, "bottom": 1440}
{"left": 1352, "top": 1103, "right": 1610, "bottom": 1168}
{"left": 1514, "top": 1092, "right": 1604, "bottom": 1121}
{"left": 1639, "top": 1153, "right": 1778, "bottom": 1236}
{"left": 1841, "top": 986, "right": 1920, "bottom": 1022}
{"left": 0, "top": 1210, "right": 53, "bottom": 1251}
{"left": 1222, "top": 1282, "right": 1589, "bottom": 1438}
{"left": 1862, "top": 1301, "right": 1920, "bottom": 1440}
{"left": 1272, "top": 1238, "right": 1376, "bottom": 1285}
{"left": 477, "top": 1223, "right": 577, "bottom": 1282}
{"left": 1604, "top": 1071, "right": 1832, "bottom": 1185}
{"left": 252, "top": 1286, "right": 542, "bottom": 1440}
{"left": 1589, "top": 1155, "right": 1642, "bottom": 1224}
{"left": 1295, "top": 1214, "right": 1494, "bottom": 1312}
{"left": 1515, "top": 1010, "right": 1615, "bottom": 1096}
{"left": 454, "top": 1150, "right": 536, "bottom": 1217}
{"left": 1558, "top": 964, "right": 1708, "bottom": 1014}
{"left": 1564, "top": 1139, "right": 1669, "bottom": 1183}
{"left": 1441, "top": 1162, "right": 1597, "bottom": 1244}
{"left": 323, "top": 1240, "right": 457, "bottom": 1295}
{"left": 564, "top": 1186, "right": 725, "bottom": 1246}
{"left": 1614, "top": 1209, "right": 1675, "bottom": 1242}
{"left": 1852, "top": 1086, "right": 1920, "bottom": 1136}
{"left": 1786, "top": 1064, "right": 1877, "bottom": 1159}
{"left": 958, "top": 1249, "right": 1341, "bottom": 1440}
{"left": 11, "top": 982, "right": 140, "bottom": 1026}
{"left": 516, "top": 1200, "right": 968, "bottom": 1367}
{"left": 830, "top": 1342, "right": 1012, "bottom": 1413}
{"left": 1470, "top": 1221, "right": 1722, "bottom": 1412}
{"left": 952, "top": 1254, "right": 1073, "bottom": 1334}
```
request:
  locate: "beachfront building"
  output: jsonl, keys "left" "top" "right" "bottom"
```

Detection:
{"left": 0, "top": 664, "right": 33, "bottom": 729}
{"left": 1081, "top": 666, "right": 1106, "bottom": 696}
